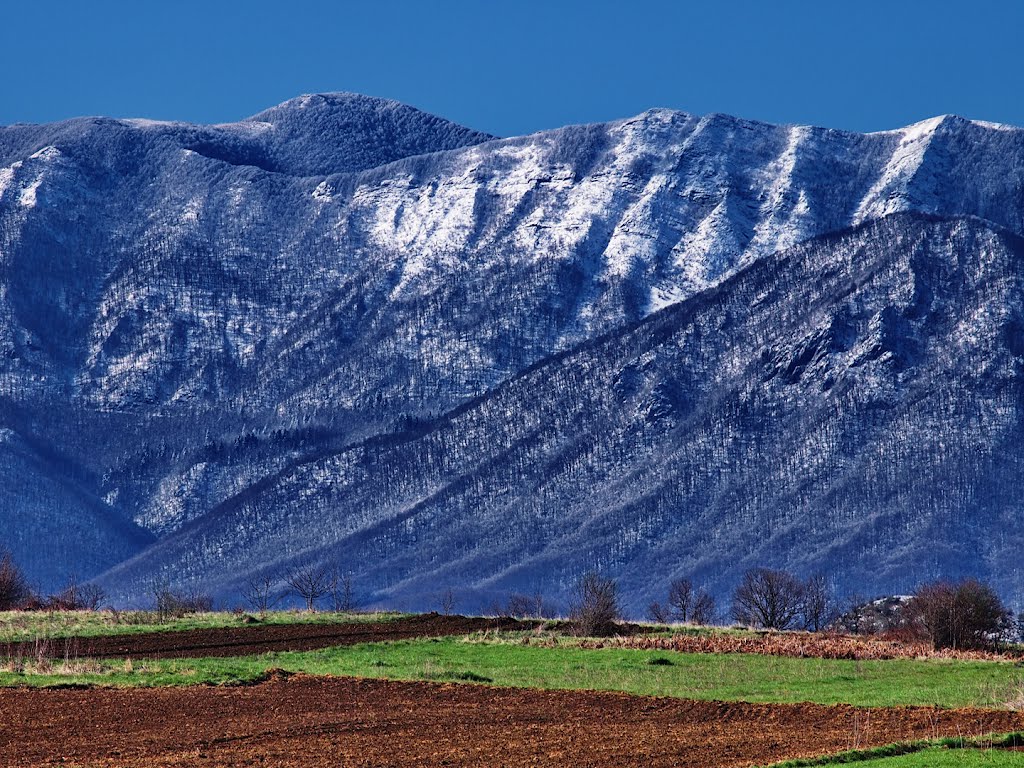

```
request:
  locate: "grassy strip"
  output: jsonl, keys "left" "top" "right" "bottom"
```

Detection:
{"left": 761, "top": 732, "right": 1024, "bottom": 766}
{"left": 2, "top": 635, "right": 1022, "bottom": 710}
{"left": 0, "top": 610, "right": 407, "bottom": 643}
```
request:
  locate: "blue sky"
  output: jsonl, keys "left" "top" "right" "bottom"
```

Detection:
{"left": 3, "top": 1, "right": 1022, "bottom": 135}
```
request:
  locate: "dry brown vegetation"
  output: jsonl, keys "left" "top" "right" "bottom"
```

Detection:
{"left": 594, "top": 630, "right": 1024, "bottom": 661}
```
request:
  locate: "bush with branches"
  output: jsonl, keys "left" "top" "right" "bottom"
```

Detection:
{"left": 570, "top": 572, "right": 620, "bottom": 637}
{"left": 505, "top": 592, "right": 551, "bottom": 619}
{"left": 906, "top": 578, "right": 1012, "bottom": 650}
{"left": 0, "top": 550, "right": 29, "bottom": 610}
{"left": 150, "top": 578, "right": 213, "bottom": 620}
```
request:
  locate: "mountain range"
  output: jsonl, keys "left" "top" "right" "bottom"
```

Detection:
{"left": 1, "top": 93, "right": 1021, "bottom": 612}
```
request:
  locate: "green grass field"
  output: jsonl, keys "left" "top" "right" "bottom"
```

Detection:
{"left": 841, "top": 750, "right": 1021, "bottom": 767}
{"left": 3, "top": 634, "right": 1022, "bottom": 710}
{"left": 0, "top": 609, "right": 406, "bottom": 642}
{"left": 764, "top": 739, "right": 1024, "bottom": 768}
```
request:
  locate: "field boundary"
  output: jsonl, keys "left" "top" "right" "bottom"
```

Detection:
{"left": 759, "top": 731, "right": 1024, "bottom": 767}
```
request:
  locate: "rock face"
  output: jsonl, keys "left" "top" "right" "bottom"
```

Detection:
{"left": 0, "top": 94, "right": 1021, "bottom": 611}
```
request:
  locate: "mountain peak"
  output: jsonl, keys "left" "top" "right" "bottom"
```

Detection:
{"left": 232, "top": 92, "right": 495, "bottom": 176}
{"left": 244, "top": 92, "right": 420, "bottom": 123}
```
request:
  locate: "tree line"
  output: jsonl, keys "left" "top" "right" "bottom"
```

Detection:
{"left": 2, "top": 548, "right": 1021, "bottom": 651}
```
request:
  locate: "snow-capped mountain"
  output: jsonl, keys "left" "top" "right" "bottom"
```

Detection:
{"left": 1, "top": 94, "right": 1022, "bottom": 610}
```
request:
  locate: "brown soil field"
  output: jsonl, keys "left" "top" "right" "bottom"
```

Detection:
{"left": 0, "top": 675, "right": 1021, "bottom": 767}
{"left": 1, "top": 613, "right": 521, "bottom": 660}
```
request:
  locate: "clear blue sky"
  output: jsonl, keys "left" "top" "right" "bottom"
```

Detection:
{"left": 3, "top": 0, "right": 1022, "bottom": 136}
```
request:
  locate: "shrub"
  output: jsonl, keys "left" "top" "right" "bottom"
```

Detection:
{"left": 0, "top": 550, "right": 29, "bottom": 610}
{"left": 906, "top": 578, "right": 1011, "bottom": 650}
{"left": 569, "top": 572, "right": 620, "bottom": 637}
{"left": 151, "top": 579, "right": 214, "bottom": 620}
{"left": 47, "top": 577, "right": 107, "bottom": 611}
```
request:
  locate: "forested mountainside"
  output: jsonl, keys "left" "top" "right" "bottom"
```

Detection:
{"left": 1, "top": 93, "right": 1021, "bottom": 610}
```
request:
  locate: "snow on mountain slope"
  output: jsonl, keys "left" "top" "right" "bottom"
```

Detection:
{"left": 1, "top": 95, "right": 1023, "bottom": 599}
{"left": 96, "top": 215, "right": 1024, "bottom": 611}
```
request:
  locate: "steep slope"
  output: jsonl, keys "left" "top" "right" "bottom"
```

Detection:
{"left": 97, "top": 214, "right": 1024, "bottom": 611}
{"left": 0, "top": 417, "right": 154, "bottom": 589}
{"left": 2, "top": 96, "right": 1024, "bottom": 598}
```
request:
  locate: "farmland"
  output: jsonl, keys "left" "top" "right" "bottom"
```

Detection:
{"left": 0, "top": 612, "right": 1022, "bottom": 766}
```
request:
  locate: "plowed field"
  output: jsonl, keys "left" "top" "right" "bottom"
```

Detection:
{"left": 1, "top": 675, "right": 1021, "bottom": 767}
{"left": 3, "top": 613, "right": 520, "bottom": 659}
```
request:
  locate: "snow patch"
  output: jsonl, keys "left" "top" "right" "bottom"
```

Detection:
{"left": 29, "top": 146, "right": 62, "bottom": 162}
{"left": 969, "top": 118, "right": 1019, "bottom": 132}
{"left": 19, "top": 177, "right": 42, "bottom": 208}
{"left": 0, "top": 162, "right": 19, "bottom": 203}
{"left": 854, "top": 117, "right": 945, "bottom": 223}
{"left": 122, "top": 118, "right": 179, "bottom": 129}
{"left": 312, "top": 180, "right": 333, "bottom": 202}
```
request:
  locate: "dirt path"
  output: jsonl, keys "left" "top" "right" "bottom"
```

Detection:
{"left": 1, "top": 613, "right": 521, "bottom": 660}
{"left": 0, "top": 675, "right": 1021, "bottom": 768}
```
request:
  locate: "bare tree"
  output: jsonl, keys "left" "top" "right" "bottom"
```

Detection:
{"left": 570, "top": 572, "right": 620, "bottom": 637}
{"left": 651, "top": 578, "right": 716, "bottom": 625}
{"left": 690, "top": 590, "right": 716, "bottom": 625}
{"left": 506, "top": 591, "right": 549, "bottom": 619}
{"left": 440, "top": 587, "right": 456, "bottom": 616}
{"left": 54, "top": 574, "right": 80, "bottom": 610}
{"left": 286, "top": 563, "right": 331, "bottom": 611}
{"left": 0, "top": 549, "right": 28, "bottom": 610}
{"left": 243, "top": 574, "right": 283, "bottom": 615}
{"left": 151, "top": 578, "right": 213, "bottom": 620}
{"left": 667, "top": 578, "right": 695, "bottom": 622}
{"left": 647, "top": 600, "right": 670, "bottom": 624}
{"left": 328, "top": 569, "right": 359, "bottom": 613}
{"left": 49, "top": 574, "right": 105, "bottom": 611}
{"left": 907, "top": 579, "right": 1011, "bottom": 650}
{"left": 77, "top": 584, "right": 107, "bottom": 611}
{"left": 731, "top": 568, "right": 804, "bottom": 630}
{"left": 801, "top": 574, "right": 834, "bottom": 632}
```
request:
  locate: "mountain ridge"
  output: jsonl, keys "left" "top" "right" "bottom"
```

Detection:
{"left": 1, "top": 94, "right": 1022, "bottom": 610}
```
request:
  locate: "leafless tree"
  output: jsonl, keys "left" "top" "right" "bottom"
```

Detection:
{"left": 570, "top": 572, "right": 620, "bottom": 637}
{"left": 243, "top": 574, "right": 283, "bottom": 615}
{"left": 801, "top": 574, "right": 834, "bottom": 632}
{"left": 731, "top": 568, "right": 804, "bottom": 630}
{"left": 907, "top": 579, "right": 1011, "bottom": 650}
{"left": 286, "top": 562, "right": 331, "bottom": 612}
{"left": 0, "top": 549, "right": 29, "bottom": 610}
{"left": 151, "top": 578, "right": 213, "bottom": 620}
{"left": 328, "top": 569, "right": 359, "bottom": 613}
{"left": 505, "top": 591, "right": 549, "bottom": 619}
{"left": 52, "top": 574, "right": 81, "bottom": 610}
{"left": 650, "top": 578, "right": 716, "bottom": 625}
{"left": 647, "top": 600, "right": 670, "bottom": 624}
{"left": 667, "top": 578, "right": 695, "bottom": 622}
{"left": 76, "top": 584, "right": 107, "bottom": 611}
{"left": 440, "top": 587, "right": 456, "bottom": 616}
{"left": 690, "top": 590, "right": 717, "bottom": 625}
{"left": 49, "top": 574, "right": 105, "bottom": 611}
